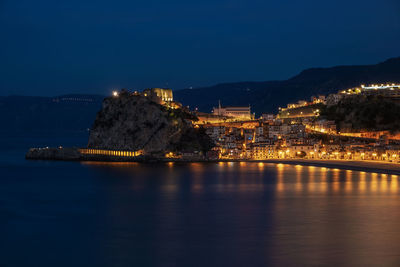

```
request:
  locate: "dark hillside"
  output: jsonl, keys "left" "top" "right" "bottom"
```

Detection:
{"left": 321, "top": 95, "right": 400, "bottom": 133}
{"left": 175, "top": 57, "right": 400, "bottom": 114}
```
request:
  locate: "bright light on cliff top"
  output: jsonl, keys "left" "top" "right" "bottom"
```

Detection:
{"left": 112, "top": 91, "right": 119, "bottom": 97}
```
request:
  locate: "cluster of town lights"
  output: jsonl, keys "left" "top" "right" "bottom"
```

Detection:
{"left": 361, "top": 83, "right": 400, "bottom": 90}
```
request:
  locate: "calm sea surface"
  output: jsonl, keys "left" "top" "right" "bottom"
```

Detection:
{"left": 1, "top": 133, "right": 400, "bottom": 267}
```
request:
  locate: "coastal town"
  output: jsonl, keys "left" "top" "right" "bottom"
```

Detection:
{"left": 191, "top": 83, "right": 400, "bottom": 162}
{"left": 27, "top": 82, "right": 400, "bottom": 165}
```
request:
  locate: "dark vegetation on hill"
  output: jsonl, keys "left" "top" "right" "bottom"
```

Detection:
{"left": 175, "top": 57, "right": 400, "bottom": 114}
{"left": 321, "top": 95, "right": 400, "bottom": 133}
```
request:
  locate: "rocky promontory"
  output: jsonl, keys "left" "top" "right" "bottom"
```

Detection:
{"left": 87, "top": 90, "right": 213, "bottom": 155}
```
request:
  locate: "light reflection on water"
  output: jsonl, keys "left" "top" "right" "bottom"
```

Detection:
{"left": 82, "top": 161, "right": 400, "bottom": 194}
{"left": 85, "top": 162, "right": 400, "bottom": 266}
{"left": 82, "top": 160, "right": 400, "bottom": 196}
{"left": 5, "top": 160, "right": 400, "bottom": 266}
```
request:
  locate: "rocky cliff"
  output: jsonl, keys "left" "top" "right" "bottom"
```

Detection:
{"left": 87, "top": 91, "right": 213, "bottom": 154}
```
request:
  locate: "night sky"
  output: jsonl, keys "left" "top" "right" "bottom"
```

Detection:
{"left": 1, "top": 0, "right": 399, "bottom": 96}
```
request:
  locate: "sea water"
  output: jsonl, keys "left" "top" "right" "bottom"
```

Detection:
{"left": 1, "top": 133, "right": 400, "bottom": 266}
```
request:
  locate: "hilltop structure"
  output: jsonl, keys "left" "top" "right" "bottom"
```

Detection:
{"left": 142, "top": 88, "right": 173, "bottom": 102}
{"left": 327, "top": 83, "right": 400, "bottom": 105}
{"left": 123, "top": 88, "right": 182, "bottom": 109}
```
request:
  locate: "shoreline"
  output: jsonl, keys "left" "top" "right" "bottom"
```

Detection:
{"left": 26, "top": 147, "right": 400, "bottom": 175}
{"left": 79, "top": 158, "right": 400, "bottom": 175}
{"left": 255, "top": 159, "right": 400, "bottom": 175}
{"left": 81, "top": 158, "right": 400, "bottom": 175}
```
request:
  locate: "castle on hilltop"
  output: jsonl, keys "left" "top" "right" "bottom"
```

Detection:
{"left": 112, "top": 88, "right": 181, "bottom": 109}
{"left": 142, "top": 88, "right": 173, "bottom": 102}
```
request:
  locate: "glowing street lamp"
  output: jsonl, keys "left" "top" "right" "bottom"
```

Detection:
{"left": 112, "top": 91, "right": 119, "bottom": 97}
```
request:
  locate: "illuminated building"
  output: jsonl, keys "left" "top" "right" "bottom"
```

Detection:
{"left": 361, "top": 83, "right": 400, "bottom": 90}
{"left": 261, "top": 113, "right": 275, "bottom": 122}
{"left": 248, "top": 143, "right": 275, "bottom": 159}
{"left": 143, "top": 88, "right": 173, "bottom": 102}
{"left": 212, "top": 101, "right": 252, "bottom": 120}
{"left": 196, "top": 112, "right": 230, "bottom": 124}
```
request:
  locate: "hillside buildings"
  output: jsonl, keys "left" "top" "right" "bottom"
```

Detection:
{"left": 202, "top": 115, "right": 400, "bottom": 162}
{"left": 281, "top": 95, "right": 326, "bottom": 111}
{"left": 199, "top": 82, "right": 400, "bottom": 162}
{"left": 277, "top": 95, "right": 325, "bottom": 119}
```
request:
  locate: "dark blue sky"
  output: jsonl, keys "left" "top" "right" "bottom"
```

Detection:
{"left": 1, "top": 0, "right": 399, "bottom": 96}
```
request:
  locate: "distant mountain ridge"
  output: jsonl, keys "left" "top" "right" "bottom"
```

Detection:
{"left": 1, "top": 57, "right": 399, "bottom": 133}
{"left": 174, "top": 57, "right": 400, "bottom": 114}
{"left": 0, "top": 94, "right": 104, "bottom": 133}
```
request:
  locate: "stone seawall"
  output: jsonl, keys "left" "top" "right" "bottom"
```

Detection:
{"left": 26, "top": 147, "right": 82, "bottom": 160}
